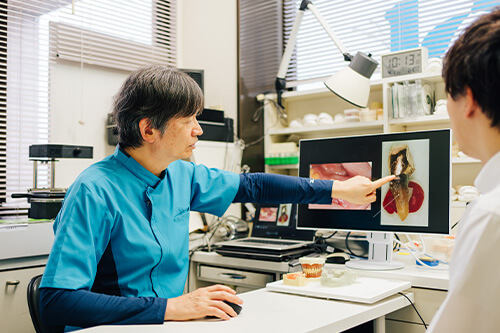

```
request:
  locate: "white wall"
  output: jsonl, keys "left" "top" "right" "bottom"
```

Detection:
{"left": 50, "top": 61, "right": 129, "bottom": 188}
{"left": 177, "top": 0, "right": 238, "bottom": 120}
{"left": 50, "top": 1, "right": 239, "bottom": 187}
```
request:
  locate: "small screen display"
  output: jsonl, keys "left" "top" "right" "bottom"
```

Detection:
{"left": 252, "top": 203, "right": 315, "bottom": 240}
{"left": 382, "top": 50, "right": 423, "bottom": 78}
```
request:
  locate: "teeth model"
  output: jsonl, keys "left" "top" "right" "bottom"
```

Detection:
{"left": 388, "top": 144, "right": 415, "bottom": 221}
{"left": 299, "top": 257, "right": 325, "bottom": 278}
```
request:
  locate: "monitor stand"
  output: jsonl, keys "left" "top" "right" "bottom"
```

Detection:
{"left": 346, "top": 232, "right": 404, "bottom": 271}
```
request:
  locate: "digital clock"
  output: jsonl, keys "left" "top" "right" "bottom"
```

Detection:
{"left": 381, "top": 47, "right": 428, "bottom": 78}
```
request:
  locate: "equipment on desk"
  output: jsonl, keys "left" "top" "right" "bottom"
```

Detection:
{"left": 180, "top": 68, "right": 204, "bottom": 93}
{"left": 215, "top": 203, "right": 316, "bottom": 261}
{"left": 298, "top": 129, "right": 451, "bottom": 271}
{"left": 325, "top": 252, "right": 350, "bottom": 264}
{"left": 197, "top": 108, "right": 234, "bottom": 143}
{"left": 12, "top": 144, "right": 93, "bottom": 219}
{"left": 275, "top": 0, "right": 378, "bottom": 109}
{"left": 216, "top": 216, "right": 249, "bottom": 240}
{"left": 223, "top": 300, "right": 242, "bottom": 315}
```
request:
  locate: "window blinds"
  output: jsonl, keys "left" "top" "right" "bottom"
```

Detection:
{"left": 0, "top": 0, "right": 176, "bottom": 217}
{"left": 239, "top": 0, "right": 283, "bottom": 94}
{"left": 283, "top": 0, "right": 499, "bottom": 87}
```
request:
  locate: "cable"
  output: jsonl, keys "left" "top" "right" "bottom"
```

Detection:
{"left": 393, "top": 233, "right": 400, "bottom": 251}
{"left": 398, "top": 292, "right": 427, "bottom": 329}
{"left": 345, "top": 232, "right": 368, "bottom": 258}
{"left": 315, "top": 231, "right": 337, "bottom": 242}
{"left": 393, "top": 238, "right": 449, "bottom": 268}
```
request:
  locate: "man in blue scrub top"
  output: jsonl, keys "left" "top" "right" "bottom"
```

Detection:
{"left": 39, "top": 65, "right": 394, "bottom": 330}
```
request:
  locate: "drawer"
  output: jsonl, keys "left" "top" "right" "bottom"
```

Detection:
{"left": 0, "top": 266, "right": 45, "bottom": 333}
{"left": 198, "top": 264, "right": 274, "bottom": 288}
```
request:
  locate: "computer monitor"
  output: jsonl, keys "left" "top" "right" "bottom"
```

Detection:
{"left": 297, "top": 129, "right": 451, "bottom": 270}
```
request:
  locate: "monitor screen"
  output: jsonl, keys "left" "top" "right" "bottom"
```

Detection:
{"left": 297, "top": 129, "right": 451, "bottom": 269}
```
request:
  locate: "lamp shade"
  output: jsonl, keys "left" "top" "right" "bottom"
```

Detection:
{"left": 324, "top": 66, "right": 371, "bottom": 108}
{"left": 324, "top": 52, "right": 378, "bottom": 108}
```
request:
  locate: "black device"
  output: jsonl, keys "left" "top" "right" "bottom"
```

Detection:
{"left": 29, "top": 144, "right": 93, "bottom": 159}
{"left": 180, "top": 68, "right": 204, "bottom": 92}
{"left": 325, "top": 252, "right": 351, "bottom": 264}
{"left": 13, "top": 144, "right": 94, "bottom": 219}
{"left": 197, "top": 108, "right": 234, "bottom": 143}
{"left": 223, "top": 300, "right": 242, "bottom": 315}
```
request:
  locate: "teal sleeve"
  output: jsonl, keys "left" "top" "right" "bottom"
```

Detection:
{"left": 40, "top": 182, "right": 113, "bottom": 290}
{"left": 189, "top": 164, "right": 240, "bottom": 217}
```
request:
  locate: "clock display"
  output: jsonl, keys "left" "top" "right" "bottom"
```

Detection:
{"left": 381, "top": 47, "right": 428, "bottom": 78}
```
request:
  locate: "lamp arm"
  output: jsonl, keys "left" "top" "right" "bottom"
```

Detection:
{"left": 276, "top": 6, "right": 305, "bottom": 80}
{"left": 275, "top": 0, "right": 352, "bottom": 108}
{"left": 307, "top": 3, "right": 352, "bottom": 61}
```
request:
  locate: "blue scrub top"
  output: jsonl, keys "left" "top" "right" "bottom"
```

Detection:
{"left": 41, "top": 146, "right": 240, "bottom": 299}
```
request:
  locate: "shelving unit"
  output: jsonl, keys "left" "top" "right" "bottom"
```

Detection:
{"left": 262, "top": 71, "right": 480, "bottom": 189}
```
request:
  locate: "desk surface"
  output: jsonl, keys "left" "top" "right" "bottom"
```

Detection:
{"left": 80, "top": 288, "right": 414, "bottom": 333}
{"left": 192, "top": 251, "right": 450, "bottom": 290}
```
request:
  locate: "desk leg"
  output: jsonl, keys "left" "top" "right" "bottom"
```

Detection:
{"left": 374, "top": 316, "right": 385, "bottom": 333}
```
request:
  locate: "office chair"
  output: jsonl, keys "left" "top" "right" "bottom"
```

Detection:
{"left": 27, "top": 274, "right": 64, "bottom": 333}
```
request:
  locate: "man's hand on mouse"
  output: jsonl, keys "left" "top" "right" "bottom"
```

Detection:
{"left": 164, "top": 284, "right": 243, "bottom": 321}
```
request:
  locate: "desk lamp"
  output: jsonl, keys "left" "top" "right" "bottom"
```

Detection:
{"left": 276, "top": 0, "right": 378, "bottom": 109}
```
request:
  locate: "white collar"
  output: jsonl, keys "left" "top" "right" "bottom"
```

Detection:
{"left": 475, "top": 150, "right": 500, "bottom": 194}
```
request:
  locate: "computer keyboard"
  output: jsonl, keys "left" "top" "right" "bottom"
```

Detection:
{"left": 239, "top": 239, "right": 302, "bottom": 246}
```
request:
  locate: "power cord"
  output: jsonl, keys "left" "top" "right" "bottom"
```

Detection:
{"left": 393, "top": 237, "right": 449, "bottom": 268}
{"left": 398, "top": 292, "right": 428, "bottom": 329}
{"left": 345, "top": 232, "right": 368, "bottom": 259}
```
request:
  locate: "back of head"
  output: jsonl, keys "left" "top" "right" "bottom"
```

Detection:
{"left": 442, "top": 8, "right": 500, "bottom": 130}
{"left": 113, "top": 64, "right": 204, "bottom": 148}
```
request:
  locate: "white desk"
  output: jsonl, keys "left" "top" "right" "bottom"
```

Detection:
{"left": 190, "top": 251, "right": 449, "bottom": 332}
{"left": 80, "top": 288, "right": 414, "bottom": 333}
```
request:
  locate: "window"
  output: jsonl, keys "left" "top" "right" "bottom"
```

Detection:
{"left": 0, "top": 0, "right": 176, "bottom": 217}
{"left": 283, "top": 0, "right": 498, "bottom": 89}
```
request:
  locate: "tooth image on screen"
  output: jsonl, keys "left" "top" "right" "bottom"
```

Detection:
{"left": 388, "top": 144, "right": 415, "bottom": 221}
{"left": 380, "top": 138, "right": 429, "bottom": 228}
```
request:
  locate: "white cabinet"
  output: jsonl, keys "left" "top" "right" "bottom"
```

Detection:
{"left": 0, "top": 265, "right": 45, "bottom": 333}
{"left": 386, "top": 286, "right": 447, "bottom": 332}
{"left": 189, "top": 251, "right": 299, "bottom": 294}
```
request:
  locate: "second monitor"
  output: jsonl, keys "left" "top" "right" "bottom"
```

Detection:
{"left": 297, "top": 129, "right": 451, "bottom": 269}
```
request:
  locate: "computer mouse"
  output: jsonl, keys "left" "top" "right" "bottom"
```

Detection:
{"left": 223, "top": 300, "right": 242, "bottom": 315}
{"left": 325, "top": 252, "right": 350, "bottom": 264}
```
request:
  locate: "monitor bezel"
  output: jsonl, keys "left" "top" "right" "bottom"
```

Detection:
{"left": 297, "top": 129, "right": 451, "bottom": 236}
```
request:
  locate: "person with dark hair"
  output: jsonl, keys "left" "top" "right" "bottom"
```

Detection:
{"left": 428, "top": 8, "right": 500, "bottom": 332}
{"left": 38, "top": 64, "right": 394, "bottom": 331}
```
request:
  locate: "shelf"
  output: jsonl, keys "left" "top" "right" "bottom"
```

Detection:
{"left": 268, "top": 120, "right": 384, "bottom": 136}
{"left": 452, "top": 156, "right": 481, "bottom": 164}
{"left": 389, "top": 114, "right": 450, "bottom": 126}
{"left": 266, "top": 164, "right": 299, "bottom": 170}
{"left": 260, "top": 72, "right": 443, "bottom": 103}
{"left": 451, "top": 201, "right": 468, "bottom": 208}
{"left": 380, "top": 71, "right": 443, "bottom": 84}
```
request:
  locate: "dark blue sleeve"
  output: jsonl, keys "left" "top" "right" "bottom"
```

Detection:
{"left": 40, "top": 287, "right": 167, "bottom": 329}
{"left": 233, "top": 173, "right": 333, "bottom": 204}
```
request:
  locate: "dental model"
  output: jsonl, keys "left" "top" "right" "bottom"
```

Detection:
{"left": 321, "top": 268, "right": 357, "bottom": 287}
{"left": 283, "top": 272, "right": 309, "bottom": 287}
{"left": 299, "top": 257, "right": 325, "bottom": 279}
